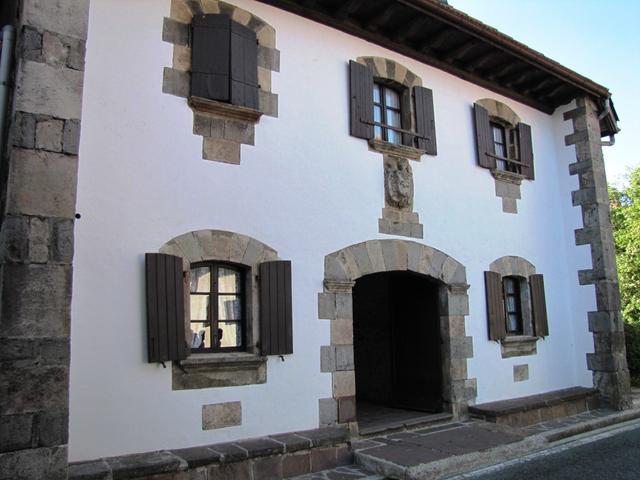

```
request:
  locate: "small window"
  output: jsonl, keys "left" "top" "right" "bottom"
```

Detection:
{"left": 503, "top": 276, "right": 523, "bottom": 334}
{"left": 491, "top": 121, "right": 520, "bottom": 174}
{"left": 189, "top": 262, "right": 246, "bottom": 352}
{"left": 373, "top": 83, "right": 403, "bottom": 145}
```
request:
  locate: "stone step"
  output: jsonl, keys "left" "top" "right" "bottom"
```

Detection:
{"left": 358, "top": 412, "right": 453, "bottom": 437}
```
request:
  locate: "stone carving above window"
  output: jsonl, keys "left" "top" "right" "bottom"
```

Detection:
{"left": 162, "top": 0, "right": 279, "bottom": 165}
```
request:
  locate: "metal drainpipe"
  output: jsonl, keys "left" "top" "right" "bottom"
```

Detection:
{"left": 0, "top": 25, "right": 16, "bottom": 158}
{"left": 598, "top": 97, "right": 616, "bottom": 147}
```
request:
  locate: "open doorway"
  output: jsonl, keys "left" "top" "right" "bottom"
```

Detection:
{"left": 353, "top": 271, "right": 442, "bottom": 430}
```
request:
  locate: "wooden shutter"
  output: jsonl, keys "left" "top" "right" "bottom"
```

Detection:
{"left": 191, "top": 14, "right": 258, "bottom": 109}
{"left": 145, "top": 253, "right": 187, "bottom": 363}
{"left": 474, "top": 103, "right": 496, "bottom": 169}
{"left": 349, "top": 60, "right": 374, "bottom": 140}
{"left": 530, "top": 274, "right": 549, "bottom": 337}
{"left": 485, "top": 271, "right": 506, "bottom": 341}
{"left": 517, "top": 123, "right": 535, "bottom": 180}
{"left": 259, "top": 261, "right": 293, "bottom": 356}
{"left": 191, "top": 14, "right": 231, "bottom": 101}
{"left": 230, "top": 20, "right": 258, "bottom": 109}
{"left": 414, "top": 86, "right": 437, "bottom": 155}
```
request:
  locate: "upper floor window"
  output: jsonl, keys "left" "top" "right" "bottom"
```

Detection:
{"left": 373, "top": 83, "right": 403, "bottom": 145}
{"left": 190, "top": 262, "right": 246, "bottom": 352}
{"left": 490, "top": 122, "right": 521, "bottom": 174}
{"left": 503, "top": 276, "right": 523, "bottom": 334}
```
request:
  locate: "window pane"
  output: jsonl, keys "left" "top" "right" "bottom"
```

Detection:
{"left": 374, "top": 125, "right": 382, "bottom": 140}
{"left": 507, "top": 314, "right": 519, "bottom": 332}
{"left": 504, "top": 278, "right": 515, "bottom": 294}
{"left": 492, "top": 125, "right": 503, "bottom": 143}
{"left": 373, "top": 84, "right": 381, "bottom": 103}
{"left": 374, "top": 105, "right": 382, "bottom": 123}
{"left": 506, "top": 296, "right": 517, "bottom": 312}
{"left": 218, "top": 267, "right": 241, "bottom": 293}
{"left": 387, "top": 109, "right": 401, "bottom": 127}
{"left": 218, "top": 322, "right": 242, "bottom": 348}
{"left": 387, "top": 129, "right": 401, "bottom": 145}
{"left": 190, "top": 322, "right": 212, "bottom": 348}
{"left": 190, "top": 267, "right": 210, "bottom": 293}
{"left": 218, "top": 295, "right": 241, "bottom": 320}
{"left": 385, "top": 88, "right": 400, "bottom": 109}
{"left": 190, "top": 295, "right": 210, "bottom": 320}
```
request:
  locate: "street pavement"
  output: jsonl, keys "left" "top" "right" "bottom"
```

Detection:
{"left": 448, "top": 420, "right": 640, "bottom": 480}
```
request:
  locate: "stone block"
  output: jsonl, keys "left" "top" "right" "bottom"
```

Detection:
{"left": 282, "top": 452, "right": 310, "bottom": 477}
{"left": 324, "top": 255, "right": 349, "bottom": 282}
{"left": 0, "top": 365, "right": 68, "bottom": 416}
{"left": 365, "top": 240, "right": 386, "bottom": 272}
{"left": 588, "top": 311, "right": 623, "bottom": 333}
{"left": 572, "top": 187, "right": 596, "bottom": 207}
{"left": 162, "top": 67, "right": 190, "bottom": 98}
{"left": 42, "top": 31, "right": 68, "bottom": 68}
{"left": 351, "top": 242, "right": 374, "bottom": 277}
{"left": 256, "top": 25, "right": 276, "bottom": 48}
{"left": 335, "top": 293, "right": 353, "bottom": 320}
{"left": 36, "top": 119, "right": 64, "bottom": 152}
{"left": 7, "top": 148, "right": 78, "bottom": 218}
{"left": 170, "top": 446, "right": 222, "bottom": 468}
{"left": 202, "top": 401, "right": 241, "bottom": 430}
{"left": 297, "top": 426, "right": 349, "bottom": 447}
{"left": 0, "top": 446, "right": 68, "bottom": 480}
{"left": 224, "top": 120, "right": 255, "bottom": 145}
{"left": 331, "top": 319, "right": 353, "bottom": 345}
{"left": 202, "top": 138, "right": 240, "bottom": 164}
{"left": 318, "top": 398, "right": 338, "bottom": 426}
{"left": 501, "top": 197, "right": 518, "bottom": 214}
{"left": 163, "top": 17, "right": 190, "bottom": 46}
{"left": 24, "top": 0, "right": 90, "bottom": 40}
{"left": 63, "top": 119, "right": 81, "bottom": 155}
{"left": 172, "top": 358, "right": 266, "bottom": 390}
{"left": 257, "top": 45, "right": 280, "bottom": 72}
{"left": 269, "top": 433, "right": 311, "bottom": 453}
{"left": 594, "top": 280, "right": 621, "bottom": 312}
{"left": 0, "top": 264, "right": 71, "bottom": 337}
{"left": 35, "top": 411, "right": 68, "bottom": 447}
{"left": 107, "top": 451, "right": 185, "bottom": 479}
{"left": 587, "top": 352, "right": 627, "bottom": 372}
{"left": 13, "top": 112, "right": 36, "bottom": 149}
{"left": 171, "top": 0, "right": 195, "bottom": 23}
{"left": 241, "top": 238, "right": 264, "bottom": 266}
{"left": 236, "top": 438, "right": 283, "bottom": 457}
{"left": 258, "top": 90, "right": 278, "bottom": 117}
{"left": 411, "top": 223, "right": 424, "bottom": 239}
{"left": 208, "top": 443, "right": 247, "bottom": 463}
{"left": 513, "top": 364, "right": 529, "bottom": 382}
{"left": 16, "top": 60, "right": 84, "bottom": 119}
{"left": 51, "top": 218, "right": 74, "bottom": 264}
{"left": 335, "top": 345, "right": 354, "bottom": 371}
{"left": 173, "top": 44, "right": 192, "bottom": 71}
{"left": 447, "top": 293, "right": 470, "bottom": 316}
{"left": 318, "top": 293, "right": 336, "bottom": 320}
{"left": 337, "top": 396, "right": 356, "bottom": 423}
{"left": 310, "top": 447, "right": 337, "bottom": 473}
{"left": 22, "top": 26, "right": 42, "bottom": 62}
{"left": 251, "top": 456, "right": 282, "bottom": 480}
{"left": 67, "top": 460, "right": 111, "bottom": 480}
{"left": 29, "top": 217, "right": 50, "bottom": 263}
{"left": 208, "top": 462, "right": 251, "bottom": 480}
{"left": 332, "top": 371, "right": 355, "bottom": 397}
{"left": 0, "top": 215, "right": 29, "bottom": 263}
{"left": 495, "top": 180, "right": 521, "bottom": 199}
{"left": 320, "top": 346, "right": 336, "bottom": 373}
{"left": 66, "top": 38, "right": 86, "bottom": 71}
{"left": 0, "top": 414, "right": 33, "bottom": 452}
{"left": 257, "top": 66, "right": 271, "bottom": 91}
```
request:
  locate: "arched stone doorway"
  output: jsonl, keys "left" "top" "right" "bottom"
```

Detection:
{"left": 317, "top": 240, "right": 476, "bottom": 429}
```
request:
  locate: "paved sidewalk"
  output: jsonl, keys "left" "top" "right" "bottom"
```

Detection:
{"left": 295, "top": 392, "right": 640, "bottom": 480}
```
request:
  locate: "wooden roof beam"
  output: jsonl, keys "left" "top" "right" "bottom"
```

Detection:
{"left": 443, "top": 40, "right": 478, "bottom": 62}
{"left": 466, "top": 51, "right": 502, "bottom": 73}
{"left": 334, "top": 0, "right": 365, "bottom": 20}
{"left": 392, "top": 17, "right": 428, "bottom": 43}
{"left": 368, "top": 4, "right": 400, "bottom": 33}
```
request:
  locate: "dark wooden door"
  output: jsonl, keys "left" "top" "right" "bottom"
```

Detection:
{"left": 389, "top": 273, "right": 442, "bottom": 412}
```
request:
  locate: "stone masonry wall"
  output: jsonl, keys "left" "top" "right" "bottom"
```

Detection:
{"left": 564, "top": 96, "right": 631, "bottom": 410}
{"left": 0, "top": 1, "right": 90, "bottom": 479}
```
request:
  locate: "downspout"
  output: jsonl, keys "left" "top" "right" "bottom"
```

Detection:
{"left": 598, "top": 97, "right": 616, "bottom": 147}
{"left": 0, "top": 25, "right": 15, "bottom": 158}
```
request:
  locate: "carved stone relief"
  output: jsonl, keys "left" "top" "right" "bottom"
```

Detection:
{"left": 384, "top": 156, "right": 413, "bottom": 210}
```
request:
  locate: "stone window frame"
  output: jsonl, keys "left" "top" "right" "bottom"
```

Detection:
{"left": 317, "top": 239, "right": 476, "bottom": 428}
{"left": 356, "top": 56, "right": 425, "bottom": 160}
{"left": 488, "top": 256, "right": 539, "bottom": 358}
{"left": 159, "top": 229, "right": 280, "bottom": 389}
{"left": 162, "top": 0, "right": 280, "bottom": 165}
{"left": 476, "top": 98, "right": 525, "bottom": 214}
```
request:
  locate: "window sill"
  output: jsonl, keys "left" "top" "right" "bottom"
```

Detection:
{"left": 491, "top": 169, "right": 525, "bottom": 185}
{"left": 500, "top": 335, "right": 538, "bottom": 358}
{"left": 172, "top": 352, "right": 267, "bottom": 390}
{"left": 368, "top": 138, "right": 425, "bottom": 160}
{"left": 188, "top": 96, "right": 263, "bottom": 124}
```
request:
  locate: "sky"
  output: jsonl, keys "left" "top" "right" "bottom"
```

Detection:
{"left": 450, "top": 0, "right": 640, "bottom": 186}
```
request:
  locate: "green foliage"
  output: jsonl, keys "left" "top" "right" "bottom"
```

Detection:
{"left": 609, "top": 166, "right": 640, "bottom": 325}
{"left": 625, "top": 322, "right": 640, "bottom": 378}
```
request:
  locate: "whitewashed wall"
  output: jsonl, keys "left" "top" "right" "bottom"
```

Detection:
{"left": 70, "top": 0, "right": 595, "bottom": 461}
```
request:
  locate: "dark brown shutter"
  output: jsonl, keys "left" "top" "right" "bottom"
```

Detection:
{"left": 517, "top": 122, "right": 534, "bottom": 180}
{"left": 191, "top": 14, "right": 258, "bottom": 109}
{"left": 485, "top": 271, "right": 506, "bottom": 341}
{"left": 474, "top": 103, "right": 496, "bottom": 169}
{"left": 191, "top": 14, "right": 231, "bottom": 101}
{"left": 230, "top": 20, "right": 258, "bottom": 109}
{"left": 530, "top": 274, "right": 549, "bottom": 337}
{"left": 414, "top": 86, "right": 437, "bottom": 155}
{"left": 259, "top": 261, "right": 293, "bottom": 356}
{"left": 145, "top": 253, "right": 187, "bottom": 363}
{"left": 349, "top": 60, "right": 374, "bottom": 140}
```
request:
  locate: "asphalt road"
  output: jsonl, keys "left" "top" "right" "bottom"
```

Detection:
{"left": 451, "top": 421, "right": 640, "bottom": 480}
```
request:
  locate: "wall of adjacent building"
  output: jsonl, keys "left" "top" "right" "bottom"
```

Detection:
{"left": 69, "top": 0, "right": 594, "bottom": 461}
